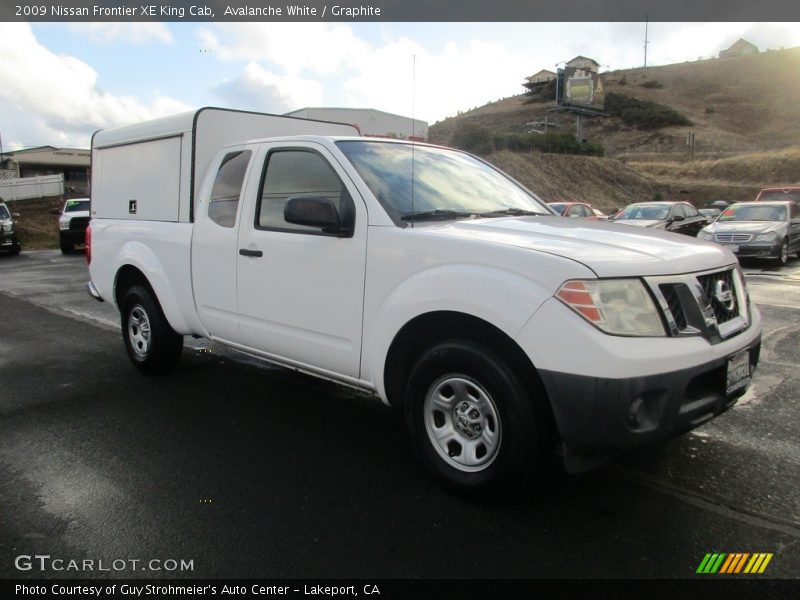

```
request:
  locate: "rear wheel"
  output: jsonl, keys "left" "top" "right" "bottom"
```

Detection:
{"left": 404, "top": 339, "right": 550, "bottom": 496}
{"left": 121, "top": 285, "right": 183, "bottom": 374}
{"left": 60, "top": 235, "right": 73, "bottom": 254}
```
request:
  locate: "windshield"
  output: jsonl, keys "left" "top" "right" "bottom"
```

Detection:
{"left": 758, "top": 190, "right": 800, "bottom": 202}
{"left": 719, "top": 204, "right": 787, "bottom": 222}
{"left": 615, "top": 204, "right": 670, "bottom": 220}
{"left": 0, "top": 205, "right": 9, "bottom": 219}
{"left": 335, "top": 141, "right": 549, "bottom": 223}
{"left": 548, "top": 203, "right": 566, "bottom": 214}
{"left": 64, "top": 199, "right": 90, "bottom": 212}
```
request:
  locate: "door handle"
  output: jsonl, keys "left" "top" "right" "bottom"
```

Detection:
{"left": 239, "top": 248, "right": 263, "bottom": 258}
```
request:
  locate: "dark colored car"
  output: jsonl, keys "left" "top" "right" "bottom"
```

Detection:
{"left": 0, "top": 201, "right": 21, "bottom": 256}
{"left": 699, "top": 208, "right": 722, "bottom": 222}
{"left": 547, "top": 201, "right": 602, "bottom": 220}
{"left": 697, "top": 201, "right": 800, "bottom": 265}
{"left": 610, "top": 201, "right": 708, "bottom": 237}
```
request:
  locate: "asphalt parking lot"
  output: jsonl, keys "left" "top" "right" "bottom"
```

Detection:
{"left": 0, "top": 250, "right": 799, "bottom": 580}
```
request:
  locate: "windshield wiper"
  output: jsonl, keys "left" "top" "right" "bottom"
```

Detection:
{"left": 477, "top": 208, "right": 547, "bottom": 217}
{"left": 401, "top": 209, "right": 474, "bottom": 221}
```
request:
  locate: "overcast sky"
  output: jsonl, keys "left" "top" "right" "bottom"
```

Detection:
{"left": 1, "top": 21, "right": 798, "bottom": 150}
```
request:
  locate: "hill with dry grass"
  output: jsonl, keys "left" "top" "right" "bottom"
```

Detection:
{"left": 430, "top": 47, "right": 800, "bottom": 204}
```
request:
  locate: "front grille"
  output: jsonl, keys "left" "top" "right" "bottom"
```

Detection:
{"left": 69, "top": 217, "right": 90, "bottom": 233}
{"left": 647, "top": 266, "right": 748, "bottom": 344}
{"left": 659, "top": 284, "right": 688, "bottom": 330}
{"left": 697, "top": 269, "right": 739, "bottom": 325}
{"left": 715, "top": 232, "right": 752, "bottom": 243}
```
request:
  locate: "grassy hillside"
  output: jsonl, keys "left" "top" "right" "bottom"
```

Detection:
{"left": 484, "top": 151, "right": 759, "bottom": 210}
{"left": 430, "top": 47, "right": 800, "bottom": 161}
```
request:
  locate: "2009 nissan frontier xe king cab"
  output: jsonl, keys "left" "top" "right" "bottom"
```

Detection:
{"left": 87, "top": 107, "right": 761, "bottom": 494}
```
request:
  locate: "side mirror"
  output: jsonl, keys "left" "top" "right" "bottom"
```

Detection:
{"left": 284, "top": 196, "right": 347, "bottom": 235}
{"left": 12, "top": 212, "right": 20, "bottom": 219}
{"left": 670, "top": 215, "right": 686, "bottom": 222}
{"left": 50, "top": 208, "right": 62, "bottom": 215}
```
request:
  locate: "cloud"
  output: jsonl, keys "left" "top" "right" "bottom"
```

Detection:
{"left": 200, "top": 24, "right": 531, "bottom": 123}
{"left": 0, "top": 23, "right": 190, "bottom": 149}
{"left": 198, "top": 23, "right": 369, "bottom": 75}
{"left": 211, "top": 63, "right": 323, "bottom": 114}
{"left": 67, "top": 23, "right": 174, "bottom": 45}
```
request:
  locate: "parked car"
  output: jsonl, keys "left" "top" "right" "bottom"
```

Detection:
{"left": 754, "top": 187, "right": 800, "bottom": 203}
{"left": 699, "top": 208, "right": 722, "bottom": 223}
{"left": 610, "top": 201, "right": 707, "bottom": 236}
{"left": 86, "top": 107, "right": 762, "bottom": 495}
{"left": 592, "top": 208, "right": 610, "bottom": 220}
{"left": 0, "top": 200, "right": 21, "bottom": 256}
{"left": 697, "top": 201, "right": 800, "bottom": 265}
{"left": 56, "top": 198, "right": 91, "bottom": 254}
{"left": 547, "top": 201, "right": 601, "bottom": 220}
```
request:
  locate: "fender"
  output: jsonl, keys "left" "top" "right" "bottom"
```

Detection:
{"left": 115, "top": 240, "right": 203, "bottom": 336}
{"left": 362, "top": 263, "right": 582, "bottom": 403}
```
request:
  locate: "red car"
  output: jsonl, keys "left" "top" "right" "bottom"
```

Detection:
{"left": 547, "top": 201, "right": 602, "bottom": 220}
{"left": 755, "top": 187, "right": 800, "bottom": 203}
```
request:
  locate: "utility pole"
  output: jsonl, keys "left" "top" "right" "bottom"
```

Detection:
{"left": 644, "top": 16, "right": 650, "bottom": 69}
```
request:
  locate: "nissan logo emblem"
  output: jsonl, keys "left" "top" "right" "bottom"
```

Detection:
{"left": 714, "top": 280, "right": 735, "bottom": 312}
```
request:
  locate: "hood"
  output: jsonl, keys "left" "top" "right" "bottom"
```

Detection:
{"left": 611, "top": 219, "right": 664, "bottom": 228}
{"left": 418, "top": 216, "right": 733, "bottom": 277}
{"left": 706, "top": 221, "right": 785, "bottom": 234}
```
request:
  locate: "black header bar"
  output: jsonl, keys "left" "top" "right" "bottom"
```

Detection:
{"left": 4, "top": 0, "right": 800, "bottom": 22}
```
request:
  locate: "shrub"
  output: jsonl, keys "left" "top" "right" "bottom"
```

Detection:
{"left": 451, "top": 123, "right": 494, "bottom": 155}
{"left": 640, "top": 80, "right": 664, "bottom": 89}
{"left": 605, "top": 92, "right": 693, "bottom": 130}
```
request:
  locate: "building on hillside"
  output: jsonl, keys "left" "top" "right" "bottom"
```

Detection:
{"left": 566, "top": 56, "right": 600, "bottom": 71}
{"left": 522, "top": 69, "right": 556, "bottom": 91}
{"left": 719, "top": 39, "right": 759, "bottom": 58}
{"left": 1, "top": 146, "right": 90, "bottom": 194}
{"left": 285, "top": 107, "right": 428, "bottom": 141}
{"left": 558, "top": 55, "right": 604, "bottom": 110}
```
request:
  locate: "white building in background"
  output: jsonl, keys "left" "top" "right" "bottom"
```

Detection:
{"left": 285, "top": 107, "right": 428, "bottom": 141}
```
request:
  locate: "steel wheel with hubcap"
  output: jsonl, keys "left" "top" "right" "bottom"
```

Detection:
{"left": 424, "top": 375, "right": 502, "bottom": 473}
{"left": 405, "top": 339, "right": 552, "bottom": 495}
{"left": 121, "top": 284, "right": 183, "bottom": 374}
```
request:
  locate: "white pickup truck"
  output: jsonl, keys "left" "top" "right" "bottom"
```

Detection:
{"left": 87, "top": 107, "right": 762, "bottom": 494}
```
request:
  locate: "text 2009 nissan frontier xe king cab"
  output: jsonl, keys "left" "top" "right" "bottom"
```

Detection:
{"left": 87, "top": 107, "right": 761, "bottom": 494}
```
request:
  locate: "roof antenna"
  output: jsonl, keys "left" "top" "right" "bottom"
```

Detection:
{"left": 410, "top": 53, "right": 416, "bottom": 229}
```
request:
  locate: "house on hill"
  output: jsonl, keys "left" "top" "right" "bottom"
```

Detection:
{"left": 566, "top": 56, "right": 600, "bottom": 72}
{"left": 719, "top": 39, "right": 759, "bottom": 58}
{"left": 522, "top": 69, "right": 556, "bottom": 91}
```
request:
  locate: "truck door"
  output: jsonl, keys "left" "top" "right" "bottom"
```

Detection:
{"left": 235, "top": 143, "right": 367, "bottom": 379}
{"left": 191, "top": 147, "right": 254, "bottom": 343}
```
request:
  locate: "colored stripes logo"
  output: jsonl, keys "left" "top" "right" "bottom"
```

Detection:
{"left": 696, "top": 552, "right": 773, "bottom": 574}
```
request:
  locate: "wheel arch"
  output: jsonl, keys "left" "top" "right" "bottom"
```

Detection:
{"left": 383, "top": 311, "right": 555, "bottom": 428}
{"left": 113, "top": 260, "right": 192, "bottom": 334}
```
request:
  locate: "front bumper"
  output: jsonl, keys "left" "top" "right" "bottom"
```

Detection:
{"left": 730, "top": 241, "right": 782, "bottom": 259}
{"left": 538, "top": 340, "right": 760, "bottom": 456}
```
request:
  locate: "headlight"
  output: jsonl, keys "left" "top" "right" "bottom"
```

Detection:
{"left": 754, "top": 232, "right": 777, "bottom": 242}
{"left": 697, "top": 230, "right": 713, "bottom": 240}
{"left": 556, "top": 279, "right": 666, "bottom": 337}
{"left": 59, "top": 217, "right": 70, "bottom": 231}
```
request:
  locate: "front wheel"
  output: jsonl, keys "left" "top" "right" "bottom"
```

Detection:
{"left": 121, "top": 285, "right": 183, "bottom": 374}
{"left": 404, "top": 340, "right": 551, "bottom": 496}
{"left": 778, "top": 238, "right": 789, "bottom": 266}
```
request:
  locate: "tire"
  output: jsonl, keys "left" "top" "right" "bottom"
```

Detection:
{"left": 404, "top": 339, "right": 551, "bottom": 496}
{"left": 60, "top": 235, "right": 73, "bottom": 254}
{"left": 10, "top": 242, "right": 20, "bottom": 256}
{"left": 120, "top": 284, "right": 183, "bottom": 374}
{"left": 778, "top": 238, "right": 789, "bottom": 266}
